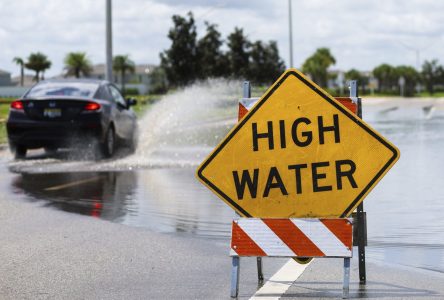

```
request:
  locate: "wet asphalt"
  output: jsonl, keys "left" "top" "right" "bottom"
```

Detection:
{"left": 0, "top": 181, "right": 287, "bottom": 299}
{"left": 3, "top": 192, "right": 443, "bottom": 300}
{"left": 0, "top": 150, "right": 288, "bottom": 299}
{"left": 284, "top": 257, "right": 444, "bottom": 299}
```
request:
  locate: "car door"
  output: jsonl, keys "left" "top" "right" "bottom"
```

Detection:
{"left": 108, "top": 84, "right": 135, "bottom": 140}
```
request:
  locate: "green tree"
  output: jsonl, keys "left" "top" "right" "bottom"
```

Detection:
{"left": 25, "top": 52, "right": 51, "bottom": 82}
{"left": 301, "top": 48, "right": 336, "bottom": 88}
{"left": 149, "top": 66, "right": 168, "bottom": 94}
{"left": 160, "top": 12, "right": 198, "bottom": 87}
{"left": 12, "top": 57, "right": 25, "bottom": 86}
{"left": 64, "top": 52, "right": 92, "bottom": 78}
{"left": 226, "top": 27, "right": 250, "bottom": 78}
{"left": 372, "top": 64, "right": 397, "bottom": 93}
{"left": 345, "top": 69, "right": 362, "bottom": 82}
{"left": 196, "top": 22, "right": 228, "bottom": 79}
{"left": 248, "top": 41, "right": 285, "bottom": 85}
{"left": 113, "top": 55, "right": 135, "bottom": 95}
{"left": 421, "top": 59, "right": 444, "bottom": 95}
{"left": 395, "top": 65, "right": 420, "bottom": 96}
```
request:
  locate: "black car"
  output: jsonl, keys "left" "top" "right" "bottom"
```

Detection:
{"left": 6, "top": 79, "right": 138, "bottom": 159}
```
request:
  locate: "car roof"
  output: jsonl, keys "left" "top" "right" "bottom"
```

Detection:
{"left": 23, "top": 79, "right": 112, "bottom": 99}
{"left": 36, "top": 78, "right": 110, "bottom": 86}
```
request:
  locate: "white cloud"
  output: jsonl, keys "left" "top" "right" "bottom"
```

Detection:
{"left": 0, "top": 0, "right": 443, "bottom": 77}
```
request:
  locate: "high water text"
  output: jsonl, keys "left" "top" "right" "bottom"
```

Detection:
{"left": 232, "top": 114, "right": 358, "bottom": 200}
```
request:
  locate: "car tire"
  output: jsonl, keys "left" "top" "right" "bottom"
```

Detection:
{"left": 14, "top": 145, "right": 27, "bottom": 159}
{"left": 128, "top": 126, "right": 138, "bottom": 153}
{"left": 101, "top": 126, "right": 115, "bottom": 158}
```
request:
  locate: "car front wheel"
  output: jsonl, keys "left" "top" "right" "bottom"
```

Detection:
{"left": 128, "top": 126, "right": 138, "bottom": 153}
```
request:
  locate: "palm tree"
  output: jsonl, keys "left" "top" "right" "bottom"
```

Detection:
{"left": 302, "top": 48, "right": 336, "bottom": 88}
{"left": 64, "top": 52, "right": 93, "bottom": 78}
{"left": 373, "top": 64, "right": 396, "bottom": 93}
{"left": 421, "top": 59, "right": 444, "bottom": 95}
{"left": 25, "top": 52, "right": 51, "bottom": 82}
{"left": 12, "top": 57, "right": 25, "bottom": 86}
{"left": 113, "top": 55, "right": 135, "bottom": 95}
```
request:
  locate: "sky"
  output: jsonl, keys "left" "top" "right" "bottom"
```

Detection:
{"left": 1, "top": 0, "right": 443, "bottom": 77}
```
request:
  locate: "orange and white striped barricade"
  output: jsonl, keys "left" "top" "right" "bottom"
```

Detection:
{"left": 230, "top": 218, "right": 353, "bottom": 298}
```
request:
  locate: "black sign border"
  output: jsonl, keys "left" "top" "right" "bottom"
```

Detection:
{"left": 197, "top": 70, "right": 399, "bottom": 218}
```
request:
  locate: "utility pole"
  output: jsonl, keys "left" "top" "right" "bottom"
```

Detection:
{"left": 105, "top": 0, "right": 113, "bottom": 82}
{"left": 288, "top": 0, "right": 293, "bottom": 68}
{"left": 398, "top": 40, "right": 435, "bottom": 72}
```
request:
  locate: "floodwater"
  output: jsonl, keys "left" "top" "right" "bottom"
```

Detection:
{"left": 4, "top": 81, "right": 444, "bottom": 275}
{"left": 361, "top": 98, "right": 444, "bottom": 274}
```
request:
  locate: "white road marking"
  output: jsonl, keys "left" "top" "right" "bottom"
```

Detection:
{"left": 44, "top": 176, "right": 103, "bottom": 191}
{"left": 249, "top": 258, "right": 310, "bottom": 300}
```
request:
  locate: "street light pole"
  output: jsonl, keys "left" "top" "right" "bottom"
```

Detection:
{"left": 288, "top": 0, "right": 293, "bottom": 68}
{"left": 105, "top": 0, "right": 113, "bottom": 82}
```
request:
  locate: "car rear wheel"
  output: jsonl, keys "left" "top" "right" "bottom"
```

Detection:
{"left": 101, "top": 126, "right": 115, "bottom": 158}
{"left": 14, "top": 145, "right": 27, "bottom": 159}
{"left": 44, "top": 146, "right": 58, "bottom": 156}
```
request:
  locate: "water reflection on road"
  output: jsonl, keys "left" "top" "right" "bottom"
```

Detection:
{"left": 11, "top": 168, "right": 234, "bottom": 239}
{"left": 12, "top": 171, "right": 137, "bottom": 222}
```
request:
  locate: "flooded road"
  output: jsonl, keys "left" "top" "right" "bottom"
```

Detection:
{"left": 3, "top": 84, "right": 444, "bottom": 275}
{"left": 362, "top": 99, "right": 444, "bottom": 274}
{"left": 9, "top": 168, "right": 234, "bottom": 239}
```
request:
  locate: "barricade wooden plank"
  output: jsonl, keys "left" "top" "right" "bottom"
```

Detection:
{"left": 231, "top": 218, "right": 352, "bottom": 258}
{"left": 239, "top": 97, "right": 358, "bottom": 121}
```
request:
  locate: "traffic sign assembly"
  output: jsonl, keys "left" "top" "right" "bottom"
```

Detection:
{"left": 196, "top": 70, "right": 400, "bottom": 298}
{"left": 197, "top": 69, "right": 400, "bottom": 218}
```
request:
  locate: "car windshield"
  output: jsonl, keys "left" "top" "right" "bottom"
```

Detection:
{"left": 25, "top": 82, "right": 99, "bottom": 98}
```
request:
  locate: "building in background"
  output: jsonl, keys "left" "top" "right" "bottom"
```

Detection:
{"left": 0, "top": 71, "right": 30, "bottom": 97}
{"left": 327, "top": 69, "right": 376, "bottom": 95}
{"left": 0, "top": 69, "right": 12, "bottom": 86}
{"left": 89, "top": 64, "right": 156, "bottom": 94}
{"left": 11, "top": 75, "right": 36, "bottom": 87}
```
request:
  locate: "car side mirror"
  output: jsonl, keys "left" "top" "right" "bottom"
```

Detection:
{"left": 126, "top": 98, "right": 137, "bottom": 107}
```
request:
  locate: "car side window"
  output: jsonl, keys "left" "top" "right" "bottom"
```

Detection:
{"left": 109, "top": 85, "right": 126, "bottom": 107}
{"left": 95, "top": 86, "right": 113, "bottom": 101}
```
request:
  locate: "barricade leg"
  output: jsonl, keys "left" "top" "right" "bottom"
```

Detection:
{"left": 357, "top": 203, "right": 366, "bottom": 284}
{"left": 257, "top": 257, "right": 264, "bottom": 285}
{"left": 342, "top": 258, "right": 350, "bottom": 299}
{"left": 231, "top": 256, "right": 240, "bottom": 298}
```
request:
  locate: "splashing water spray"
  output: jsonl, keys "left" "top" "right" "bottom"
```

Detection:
{"left": 126, "top": 79, "right": 241, "bottom": 168}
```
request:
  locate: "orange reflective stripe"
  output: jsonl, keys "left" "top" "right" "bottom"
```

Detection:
{"left": 263, "top": 219, "right": 324, "bottom": 257}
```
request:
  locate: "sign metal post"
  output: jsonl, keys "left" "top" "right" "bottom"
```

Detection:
{"left": 241, "top": 81, "right": 264, "bottom": 287}
{"left": 350, "top": 80, "right": 367, "bottom": 284}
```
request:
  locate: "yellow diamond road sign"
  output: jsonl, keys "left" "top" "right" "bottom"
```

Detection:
{"left": 196, "top": 69, "right": 400, "bottom": 218}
